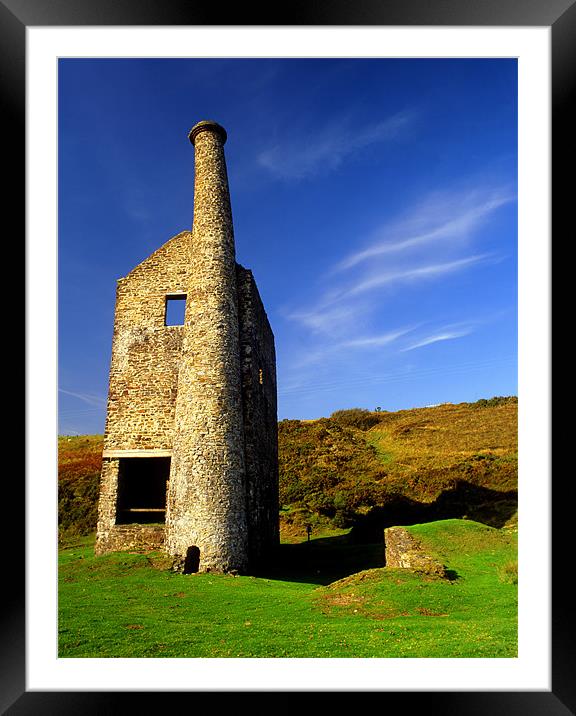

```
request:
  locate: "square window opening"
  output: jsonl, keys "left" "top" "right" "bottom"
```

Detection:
{"left": 116, "top": 457, "right": 170, "bottom": 525}
{"left": 165, "top": 294, "right": 186, "bottom": 326}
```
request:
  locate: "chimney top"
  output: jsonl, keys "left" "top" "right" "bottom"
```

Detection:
{"left": 188, "top": 120, "right": 227, "bottom": 146}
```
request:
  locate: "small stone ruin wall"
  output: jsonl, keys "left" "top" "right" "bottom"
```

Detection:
{"left": 384, "top": 526, "right": 447, "bottom": 578}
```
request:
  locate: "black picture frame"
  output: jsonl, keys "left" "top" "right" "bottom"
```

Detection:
{"left": 9, "top": 0, "right": 573, "bottom": 712}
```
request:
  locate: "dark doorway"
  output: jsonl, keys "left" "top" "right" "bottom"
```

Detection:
{"left": 183, "top": 546, "right": 201, "bottom": 574}
{"left": 116, "top": 457, "right": 170, "bottom": 524}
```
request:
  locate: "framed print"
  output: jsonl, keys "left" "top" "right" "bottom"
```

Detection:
{"left": 8, "top": 0, "right": 574, "bottom": 712}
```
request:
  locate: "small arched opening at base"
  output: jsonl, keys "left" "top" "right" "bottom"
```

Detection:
{"left": 183, "top": 546, "right": 200, "bottom": 574}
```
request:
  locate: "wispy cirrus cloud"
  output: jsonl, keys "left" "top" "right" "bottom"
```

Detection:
{"left": 286, "top": 252, "right": 494, "bottom": 335}
{"left": 401, "top": 328, "right": 473, "bottom": 352}
{"left": 339, "top": 328, "right": 418, "bottom": 349}
{"left": 282, "top": 180, "right": 513, "bottom": 371}
{"left": 257, "top": 110, "right": 414, "bottom": 180}
{"left": 333, "top": 187, "right": 515, "bottom": 273}
{"left": 293, "top": 325, "right": 417, "bottom": 367}
{"left": 341, "top": 253, "right": 494, "bottom": 299}
{"left": 284, "top": 303, "right": 365, "bottom": 338}
{"left": 287, "top": 185, "right": 511, "bottom": 327}
{"left": 59, "top": 388, "right": 107, "bottom": 407}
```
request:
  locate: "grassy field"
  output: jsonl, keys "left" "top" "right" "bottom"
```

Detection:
{"left": 59, "top": 519, "right": 517, "bottom": 658}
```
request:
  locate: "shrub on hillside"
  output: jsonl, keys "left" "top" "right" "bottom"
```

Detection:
{"left": 278, "top": 417, "right": 387, "bottom": 524}
{"left": 456, "top": 453, "right": 518, "bottom": 492}
{"left": 330, "top": 408, "right": 381, "bottom": 431}
{"left": 58, "top": 448, "right": 102, "bottom": 537}
{"left": 59, "top": 472, "right": 100, "bottom": 535}
{"left": 472, "top": 396, "right": 517, "bottom": 408}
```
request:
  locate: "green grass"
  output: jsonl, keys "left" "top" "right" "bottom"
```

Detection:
{"left": 59, "top": 519, "right": 517, "bottom": 658}
{"left": 314, "top": 520, "right": 518, "bottom": 657}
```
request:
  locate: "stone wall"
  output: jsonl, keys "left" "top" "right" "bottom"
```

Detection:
{"left": 384, "top": 526, "right": 447, "bottom": 578}
{"left": 237, "top": 265, "right": 279, "bottom": 564}
{"left": 103, "top": 231, "right": 192, "bottom": 452}
{"left": 95, "top": 458, "right": 121, "bottom": 555}
{"left": 96, "top": 233, "right": 192, "bottom": 556}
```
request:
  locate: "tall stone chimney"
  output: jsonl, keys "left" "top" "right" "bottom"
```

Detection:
{"left": 165, "top": 120, "right": 249, "bottom": 573}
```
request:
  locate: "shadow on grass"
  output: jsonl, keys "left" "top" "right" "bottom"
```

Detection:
{"left": 255, "top": 481, "right": 516, "bottom": 586}
{"left": 254, "top": 533, "right": 384, "bottom": 586}
{"left": 254, "top": 536, "right": 464, "bottom": 586}
{"left": 350, "top": 481, "right": 518, "bottom": 543}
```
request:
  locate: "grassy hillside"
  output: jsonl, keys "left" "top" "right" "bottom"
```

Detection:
{"left": 58, "top": 519, "right": 517, "bottom": 658}
{"left": 58, "top": 397, "right": 517, "bottom": 539}
{"left": 58, "top": 435, "right": 103, "bottom": 536}
{"left": 279, "top": 397, "right": 517, "bottom": 536}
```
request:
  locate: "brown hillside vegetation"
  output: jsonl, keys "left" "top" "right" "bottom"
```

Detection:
{"left": 58, "top": 435, "right": 103, "bottom": 536}
{"left": 279, "top": 397, "right": 517, "bottom": 536}
{"left": 58, "top": 397, "right": 517, "bottom": 540}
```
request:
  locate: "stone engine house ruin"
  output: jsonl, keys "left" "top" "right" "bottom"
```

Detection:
{"left": 95, "top": 120, "right": 279, "bottom": 574}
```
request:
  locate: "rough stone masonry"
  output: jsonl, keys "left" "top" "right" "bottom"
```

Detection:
{"left": 95, "top": 120, "right": 279, "bottom": 574}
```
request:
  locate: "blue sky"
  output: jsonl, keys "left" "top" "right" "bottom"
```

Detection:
{"left": 58, "top": 58, "right": 517, "bottom": 435}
